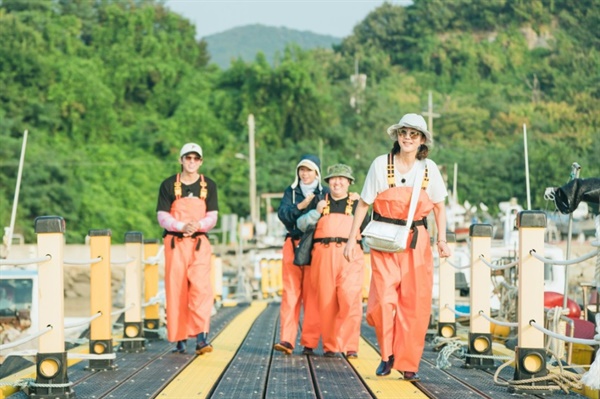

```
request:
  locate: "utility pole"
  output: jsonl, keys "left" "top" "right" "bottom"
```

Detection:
{"left": 248, "top": 114, "right": 258, "bottom": 225}
{"left": 350, "top": 57, "right": 367, "bottom": 113}
{"left": 422, "top": 91, "right": 440, "bottom": 133}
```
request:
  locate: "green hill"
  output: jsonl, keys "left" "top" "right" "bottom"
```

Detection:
{"left": 204, "top": 24, "right": 342, "bottom": 69}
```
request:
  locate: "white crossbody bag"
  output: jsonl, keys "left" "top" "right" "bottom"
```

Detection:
{"left": 362, "top": 159, "right": 426, "bottom": 253}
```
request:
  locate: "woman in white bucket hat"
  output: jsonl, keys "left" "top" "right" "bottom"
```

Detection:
{"left": 343, "top": 113, "right": 451, "bottom": 381}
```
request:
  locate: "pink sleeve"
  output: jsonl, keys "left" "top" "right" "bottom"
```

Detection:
{"left": 198, "top": 211, "right": 218, "bottom": 232}
{"left": 157, "top": 211, "right": 184, "bottom": 232}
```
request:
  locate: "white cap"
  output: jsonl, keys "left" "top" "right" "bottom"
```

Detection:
{"left": 386, "top": 113, "right": 433, "bottom": 145}
{"left": 179, "top": 142, "right": 203, "bottom": 158}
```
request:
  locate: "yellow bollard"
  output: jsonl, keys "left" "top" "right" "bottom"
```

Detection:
{"left": 273, "top": 258, "right": 283, "bottom": 297}
{"left": 213, "top": 255, "right": 223, "bottom": 302}
{"left": 31, "top": 216, "right": 75, "bottom": 399}
{"left": 260, "top": 258, "right": 269, "bottom": 299}
{"left": 143, "top": 239, "right": 161, "bottom": 338}
{"left": 267, "top": 259, "right": 277, "bottom": 298}
{"left": 88, "top": 229, "right": 115, "bottom": 371}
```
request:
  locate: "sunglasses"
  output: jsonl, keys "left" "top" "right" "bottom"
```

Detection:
{"left": 184, "top": 155, "right": 201, "bottom": 161}
{"left": 397, "top": 129, "right": 422, "bottom": 139}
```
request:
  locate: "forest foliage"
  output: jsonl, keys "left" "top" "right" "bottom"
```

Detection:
{"left": 0, "top": 0, "right": 598, "bottom": 244}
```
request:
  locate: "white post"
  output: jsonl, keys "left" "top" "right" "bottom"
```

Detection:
{"left": 466, "top": 224, "right": 495, "bottom": 368}
{"left": 563, "top": 162, "right": 581, "bottom": 309}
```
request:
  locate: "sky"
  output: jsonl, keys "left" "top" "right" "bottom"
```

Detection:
{"left": 165, "top": 0, "right": 412, "bottom": 39}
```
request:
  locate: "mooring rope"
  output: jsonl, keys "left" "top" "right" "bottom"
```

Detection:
{"left": 479, "top": 254, "right": 519, "bottom": 270}
{"left": 0, "top": 325, "right": 52, "bottom": 351}
{"left": 0, "top": 255, "right": 51, "bottom": 266}
{"left": 63, "top": 256, "right": 102, "bottom": 265}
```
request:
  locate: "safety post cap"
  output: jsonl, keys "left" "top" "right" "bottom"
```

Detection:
{"left": 469, "top": 224, "right": 493, "bottom": 237}
{"left": 35, "top": 216, "right": 66, "bottom": 234}
{"left": 517, "top": 211, "right": 547, "bottom": 228}
{"left": 88, "top": 229, "right": 112, "bottom": 237}
{"left": 125, "top": 231, "right": 143, "bottom": 243}
{"left": 446, "top": 232, "right": 457, "bottom": 243}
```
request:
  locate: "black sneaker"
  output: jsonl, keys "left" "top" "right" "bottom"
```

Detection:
{"left": 375, "top": 355, "right": 394, "bottom": 376}
{"left": 401, "top": 371, "right": 420, "bottom": 382}
{"left": 302, "top": 347, "right": 315, "bottom": 355}
{"left": 171, "top": 340, "right": 186, "bottom": 354}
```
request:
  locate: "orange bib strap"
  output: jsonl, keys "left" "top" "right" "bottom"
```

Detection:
{"left": 387, "top": 152, "right": 395, "bottom": 188}
{"left": 175, "top": 174, "right": 182, "bottom": 199}
{"left": 323, "top": 194, "right": 330, "bottom": 215}
{"left": 199, "top": 174, "right": 207, "bottom": 200}
{"left": 174, "top": 174, "right": 208, "bottom": 200}
{"left": 345, "top": 197, "right": 354, "bottom": 215}
{"left": 386, "top": 154, "right": 429, "bottom": 189}
{"left": 322, "top": 194, "right": 354, "bottom": 216}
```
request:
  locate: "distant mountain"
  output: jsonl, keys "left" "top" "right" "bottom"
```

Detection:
{"left": 203, "top": 24, "right": 342, "bottom": 69}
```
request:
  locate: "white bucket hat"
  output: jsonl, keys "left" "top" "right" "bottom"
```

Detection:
{"left": 291, "top": 156, "right": 321, "bottom": 189}
{"left": 387, "top": 113, "right": 433, "bottom": 145}
{"left": 179, "top": 142, "right": 203, "bottom": 158}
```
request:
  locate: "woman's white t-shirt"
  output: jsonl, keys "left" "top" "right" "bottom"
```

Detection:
{"left": 360, "top": 155, "right": 448, "bottom": 205}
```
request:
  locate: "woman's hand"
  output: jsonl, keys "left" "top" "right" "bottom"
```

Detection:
{"left": 182, "top": 221, "right": 198, "bottom": 237}
{"left": 316, "top": 199, "right": 327, "bottom": 214}
{"left": 297, "top": 193, "right": 315, "bottom": 210}
{"left": 437, "top": 241, "right": 451, "bottom": 258}
{"left": 343, "top": 241, "right": 355, "bottom": 261}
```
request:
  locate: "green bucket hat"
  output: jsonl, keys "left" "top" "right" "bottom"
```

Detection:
{"left": 324, "top": 164, "right": 354, "bottom": 184}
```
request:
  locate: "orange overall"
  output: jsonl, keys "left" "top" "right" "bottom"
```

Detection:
{"left": 279, "top": 237, "right": 320, "bottom": 348}
{"left": 311, "top": 205, "right": 364, "bottom": 353}
{"left": 163, "top": 195, "right": 213, "bottom": 343}
{"left": 366, "top": 187, "right": 434, "bottom": 373}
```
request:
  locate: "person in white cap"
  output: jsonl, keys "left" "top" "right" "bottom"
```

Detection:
{"left": 343, "top": 113, "right": 451, "bottom": 381}
{"left": 156, "top": 142, "right": 219, "bottom": 355}
{"left": 273, "top": 154, "right": 329, "bottom": 356}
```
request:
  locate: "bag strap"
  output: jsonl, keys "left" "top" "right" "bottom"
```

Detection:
{"left": 405, "top": 160, "right": 426, "bottom": 228}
